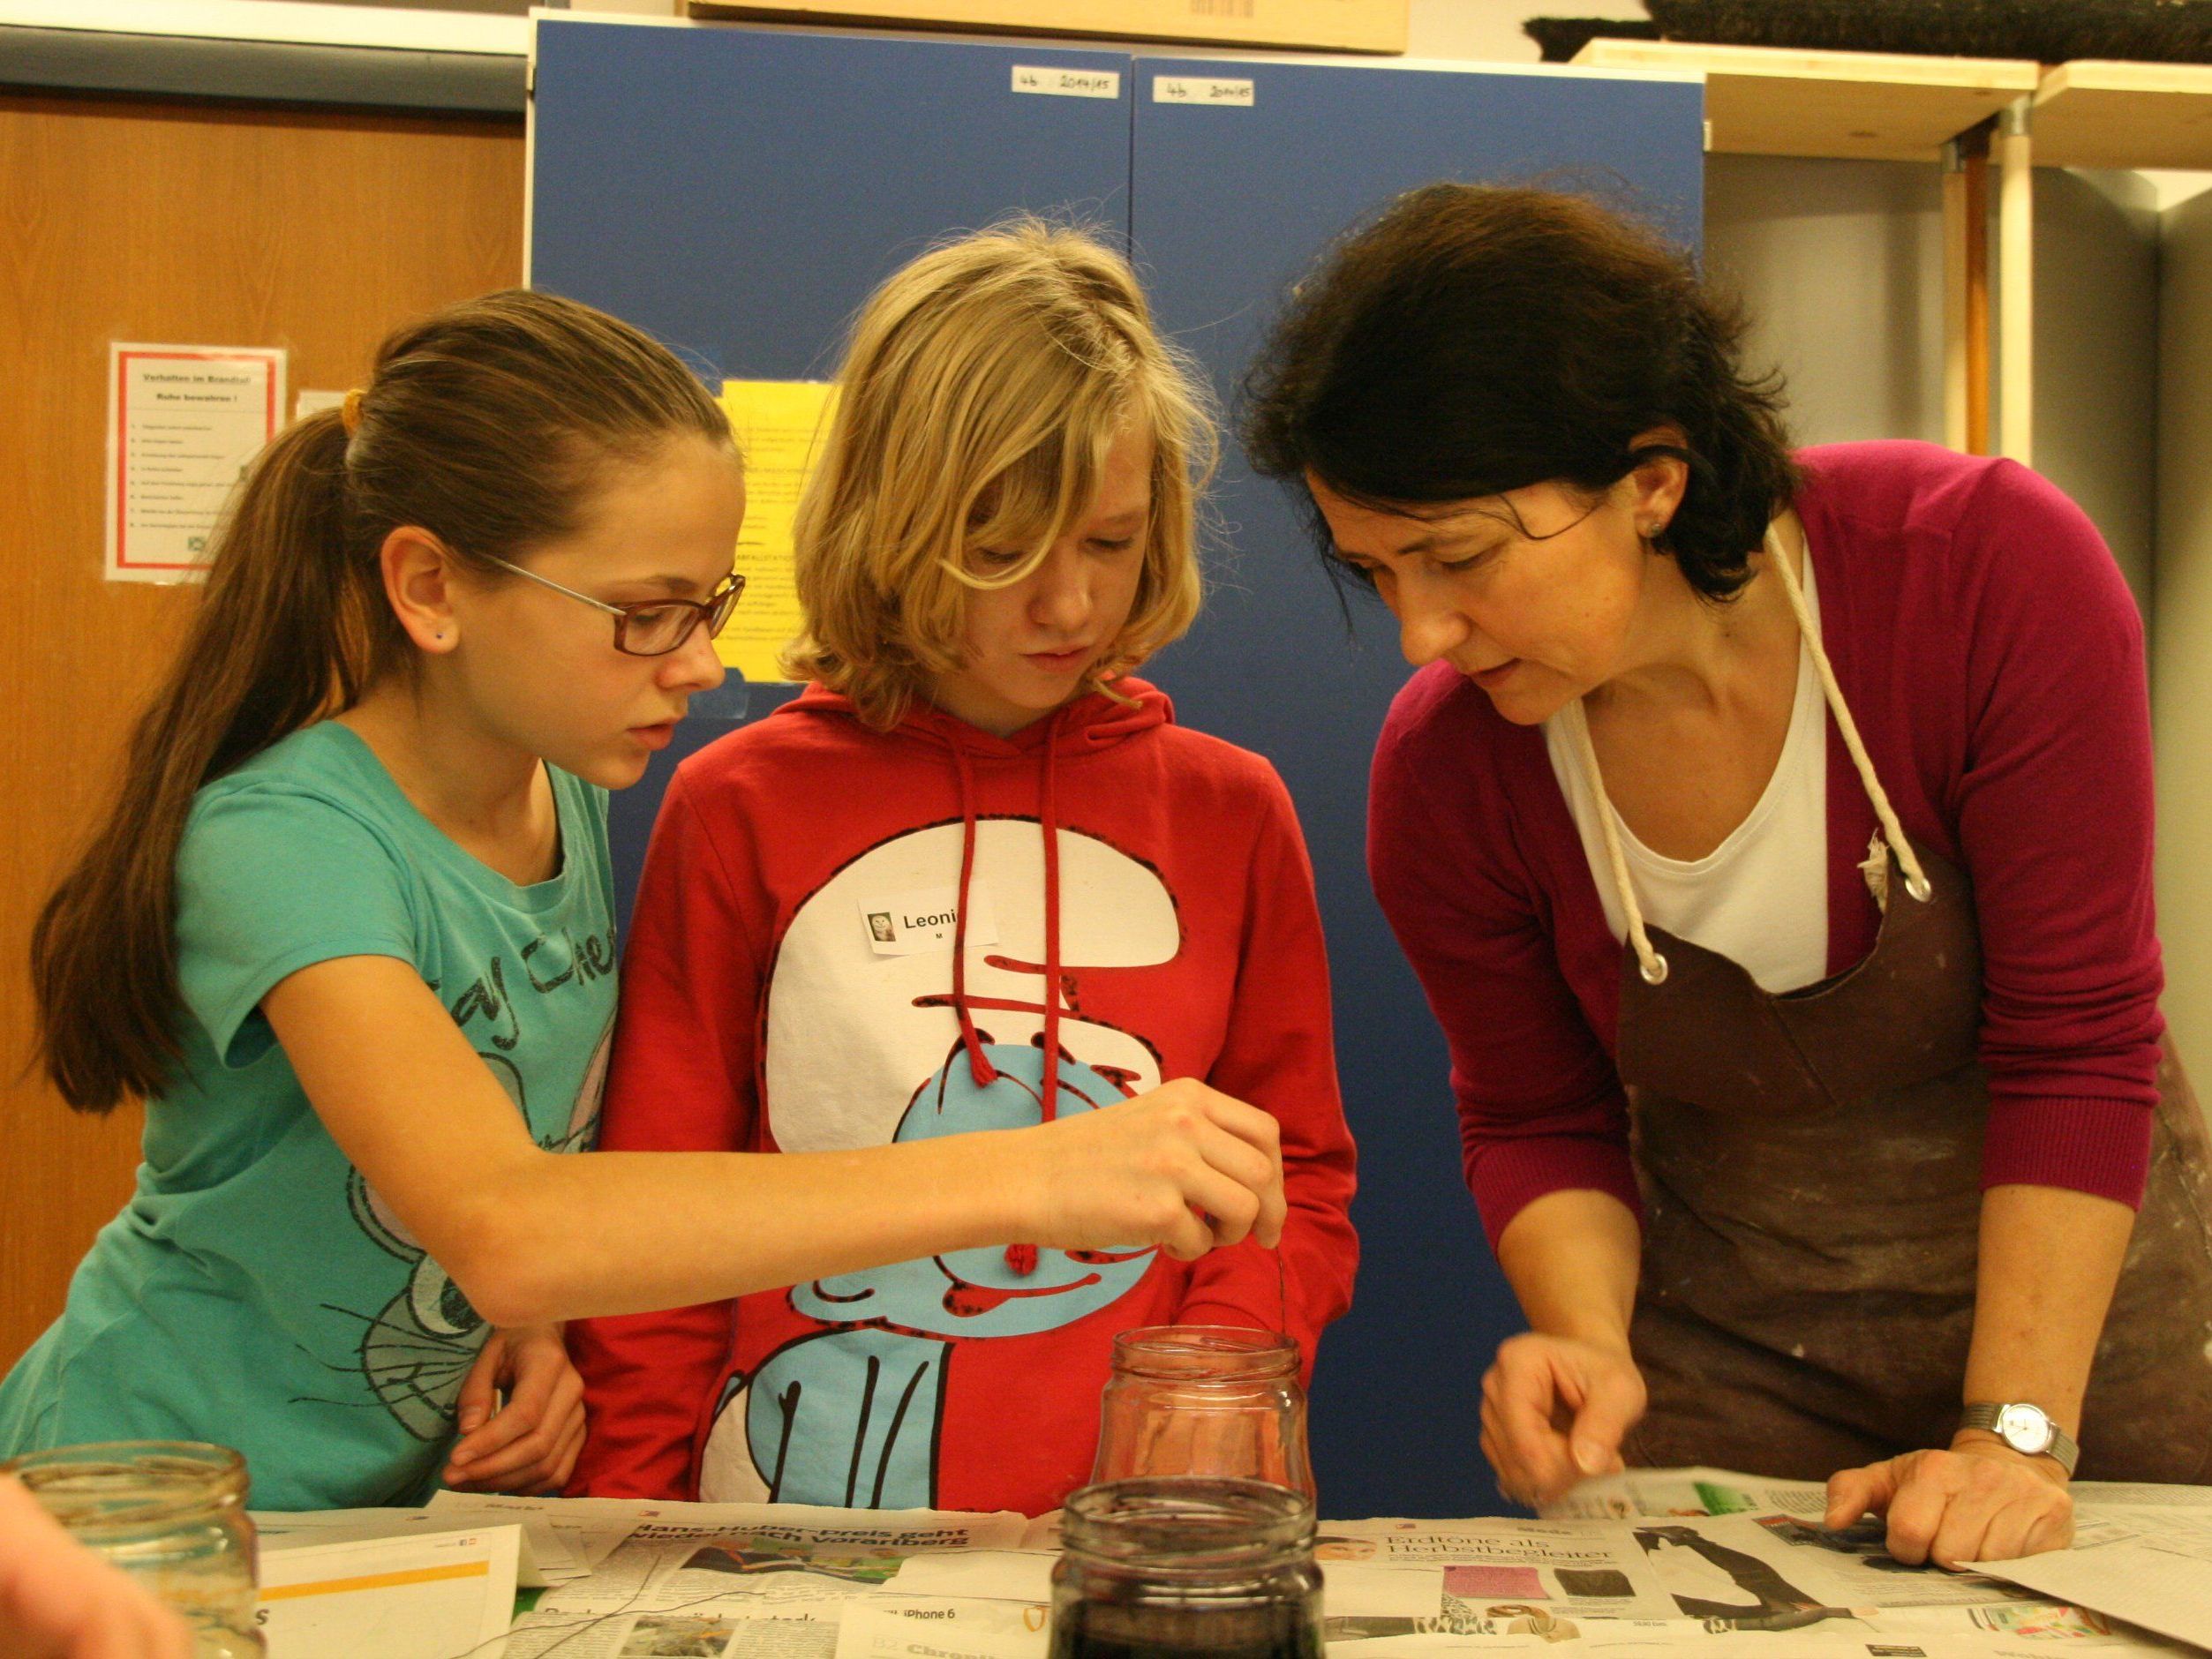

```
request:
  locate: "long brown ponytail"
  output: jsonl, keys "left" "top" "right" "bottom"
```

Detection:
{"left": 33, "top": 289, "right": 732, "bottom": 1110}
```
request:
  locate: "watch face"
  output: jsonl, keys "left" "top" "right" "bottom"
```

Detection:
{"left": 1996, "top": 1403, "right": 2056, "bottom": 1455}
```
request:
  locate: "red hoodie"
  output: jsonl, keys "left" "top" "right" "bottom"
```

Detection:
{"left": 568, "top": 679, "right": 1358, "bottom": 1513}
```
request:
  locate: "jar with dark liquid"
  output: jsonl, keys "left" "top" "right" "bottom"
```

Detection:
{"left": 1049, "top": 1477, "right": 1323, "bottom": 1659}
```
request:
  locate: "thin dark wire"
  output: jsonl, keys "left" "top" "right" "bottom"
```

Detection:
{"left": 434, "top": 1572, "right": 756, "bottom": 1659}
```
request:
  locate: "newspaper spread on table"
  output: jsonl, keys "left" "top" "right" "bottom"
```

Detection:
{"left": 275, "top": 1470, "right": 2208, "bottom": 1658}
{"left": 484, "top": 1498, "right": 1046, "bottom": 1658}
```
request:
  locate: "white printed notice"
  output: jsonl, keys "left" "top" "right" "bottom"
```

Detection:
{"left": 107, "top": 342, "right": 285, "bottom": 582}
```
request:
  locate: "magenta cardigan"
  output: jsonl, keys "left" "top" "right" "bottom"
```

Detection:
{"left": 1368, "top": 441, "right": 2163, "bottom": 1250}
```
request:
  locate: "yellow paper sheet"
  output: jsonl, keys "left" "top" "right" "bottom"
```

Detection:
{"left": 716, "top": 379, "right": 838, "bottom": 682}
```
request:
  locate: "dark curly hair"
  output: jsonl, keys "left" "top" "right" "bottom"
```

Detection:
{"left": 1243, "top": 182, "right": 1797, "bottom": 602}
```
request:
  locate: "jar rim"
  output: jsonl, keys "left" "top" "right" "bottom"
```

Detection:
{"left": 1110, "top": 1325, "right": 1298, "bottom": 1379}
{"left": 2, "top": 1441, "right": 250, "bottom": 1532}
{"left": 1062, "top": 1476, "right": 1315, "bottom": 1573}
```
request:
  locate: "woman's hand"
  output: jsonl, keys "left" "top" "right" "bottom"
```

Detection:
{"left": 1825, "top": 1438, "right": 2073, "bottom": 1568}
{"left": 1019, "top": 1079, "right": 1286, "bottom": 1263}
{"left": 1480, "top": 1332, "right": 1647, "bottom": 1507}
{"left": 442, "top": 1325, "right": 588, "bottom": 1494}
{"left": 0, "top": 1475, "right": 192, "bottom": 1658}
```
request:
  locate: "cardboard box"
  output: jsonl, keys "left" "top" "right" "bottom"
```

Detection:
{"left": 680, "top": 0, "right": 1407, "bottom": 55}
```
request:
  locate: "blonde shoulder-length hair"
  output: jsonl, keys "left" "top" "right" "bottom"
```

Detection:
{"left": 783, "top": 218, "right": 1215, "bottom": 728}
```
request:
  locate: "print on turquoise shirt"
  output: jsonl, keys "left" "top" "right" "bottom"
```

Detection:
{"left": 320, "top": 927, "right": 613, "bottom": 1442}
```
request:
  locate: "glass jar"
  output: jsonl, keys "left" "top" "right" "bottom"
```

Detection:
{"left": 3, "top": 1441, "right": 266, "bottom": 1655}
{"left": 1050, "top": 1476, "right": 1323, "bottom": 1659}
{"left": 1091, "top": 1325, "right": 1313, "bottom": 1498}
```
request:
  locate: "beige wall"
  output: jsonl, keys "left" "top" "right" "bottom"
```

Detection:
{"left": 1697, "top": 155, "right": 2163, "bottom": 612}
{"left": 2033, "top": 168, "right": 2162, "bottom": 613}
{"left": 1704, "top": 154, "right": 1947, "bottom": 446}
{"left": 2156, "top": 192, "right": 2212, "bottom": 1070}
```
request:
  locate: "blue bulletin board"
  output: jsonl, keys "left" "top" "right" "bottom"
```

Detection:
{"left": 530, "top": 15, "right": 1705, "bottom": 1518}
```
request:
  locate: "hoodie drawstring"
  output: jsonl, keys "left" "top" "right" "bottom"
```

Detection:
{"left": 948, "top": 712, "right": 1069, "bottom": 1280}
{"left": 948, "top": 735, "right": 999, "bottom": 1092}
{"left": 1039, "top": 709, "right": 1065, "bottom": 1127}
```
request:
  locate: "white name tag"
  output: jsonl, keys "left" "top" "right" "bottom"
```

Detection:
{"left": 859, "top": 884, "right": 999, "bottom": 957}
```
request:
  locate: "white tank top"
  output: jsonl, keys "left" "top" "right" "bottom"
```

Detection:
{"left": 1545, "top": 553, "right": 1830, "bottom": 994}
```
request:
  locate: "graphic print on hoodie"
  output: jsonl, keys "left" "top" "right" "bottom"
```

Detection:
{"left": 568, "top": 679, "right": 1359, "bottom": 1515}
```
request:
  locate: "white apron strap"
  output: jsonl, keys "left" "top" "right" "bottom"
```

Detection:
{"left": 1576, "top": 522, "right": 1935, "bottom": 991}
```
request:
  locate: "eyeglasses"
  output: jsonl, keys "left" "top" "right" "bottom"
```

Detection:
{"left": 478, "top": 553, "right": 746, "bottom": 657}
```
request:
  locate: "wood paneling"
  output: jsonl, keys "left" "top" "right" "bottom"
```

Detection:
{"left": 0, "top": 93, "right": 523, "bottom": 1370}
{"left": 1573, "top": 38, "right": 2039, "bottom": 163}
{"left": 2035, "top": 60, "right": 2212, "bottom": 172}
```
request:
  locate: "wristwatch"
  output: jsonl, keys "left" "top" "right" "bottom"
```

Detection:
{"left": 1960, "top": 1401, "right": 2079, "bottom": 1475}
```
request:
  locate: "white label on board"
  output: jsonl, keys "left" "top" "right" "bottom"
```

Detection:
{"left": 1011, "top": 65, "right": 1122, "bottom": 99}
{"left": 1152, "top": 75, "right": 1255, "bottom": 107}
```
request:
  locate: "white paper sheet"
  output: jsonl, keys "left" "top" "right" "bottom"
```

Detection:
{"left": 1972, "top": 1508, "right": 2212, "bottom": 1652}
{"left": 254, "top": 1523, "right": 517, "bottom": 1658}
{"left": 255, "top": 1503, "right": 585, "bottom": 1588}
{"left": 883, "top": 1550, "right": 1053, "bottom": 1603}
{"left": 835, "top": 1596, "right": 1051, "bottom": 1659}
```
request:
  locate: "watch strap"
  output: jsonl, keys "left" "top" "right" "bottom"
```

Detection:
{"left": 1960, "top": 1402, "right": 2080, "bottom": 1475}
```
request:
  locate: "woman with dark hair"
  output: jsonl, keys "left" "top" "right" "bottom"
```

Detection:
{"left": 1246, "top": 183, "right": 2212, "bottom": 1563}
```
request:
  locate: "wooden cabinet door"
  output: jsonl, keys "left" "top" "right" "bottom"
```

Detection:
{"left": 0, "top": 94, "right": 523, "bottom": 1370}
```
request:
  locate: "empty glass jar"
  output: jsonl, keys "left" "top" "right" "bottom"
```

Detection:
{"left": 1050, "top": 1476, "right": 1323, "bottom": 1659}
{"left": 1091, "top": 1325, "right": 1313, "bottom": 1497}
{"left": 4, "top": 1440, "right": 266, "bottom": 1655}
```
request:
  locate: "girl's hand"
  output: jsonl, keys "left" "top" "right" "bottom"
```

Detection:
{"left": 1480, "top": 1332, "right": 1646, "bottom": 1507}
{"left": 1825, "top": 1440, "right": 2073, "bottom": 1569}
{"left": 1019, "top": 1079, "right": 1286, "bottom": 1263}
{"left": 0, "top": 1475, "right": 192, "bottom": 1658}
{"left": 442, "top": 1325, "right": 588, "bottom": 1494}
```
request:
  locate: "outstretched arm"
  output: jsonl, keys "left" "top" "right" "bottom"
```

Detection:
{"left": 265, "top": 956, "right": 1284, "bottom": 1329}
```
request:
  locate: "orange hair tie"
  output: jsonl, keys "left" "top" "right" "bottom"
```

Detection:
{"left": 341, "top": 387, "right": 365, "bottom": 437}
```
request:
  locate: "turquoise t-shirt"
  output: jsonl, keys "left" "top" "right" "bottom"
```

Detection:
{"left": 0, "top": 722, "right": 615, "bottom": 1510}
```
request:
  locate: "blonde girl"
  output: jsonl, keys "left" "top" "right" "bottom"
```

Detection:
{"left": 571, "top": 223, "right": 1357, "bottom": 1513}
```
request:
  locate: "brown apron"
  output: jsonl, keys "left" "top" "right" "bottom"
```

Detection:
{"left": 1571, "top": 533, "right": 2212, "bottom": 1483}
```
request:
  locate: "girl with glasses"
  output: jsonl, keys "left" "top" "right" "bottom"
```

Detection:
{"left": 568, "top": 221, "right": 1358, "bottom": 1515}
{"left": 4, "top": 289, "right": 1287, "bottom": 1511}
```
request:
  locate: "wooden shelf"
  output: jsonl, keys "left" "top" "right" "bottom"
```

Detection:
{"left": 2031, "top": 59, "right": 2212, "bottom": 171}
{"left": 1571, "top": 38, "right": 2038, "bottom": 162}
